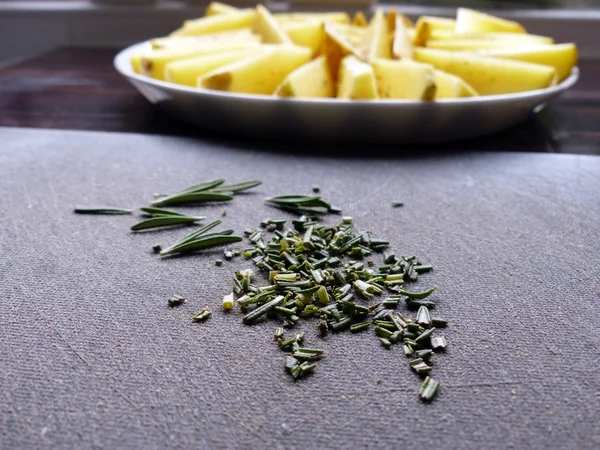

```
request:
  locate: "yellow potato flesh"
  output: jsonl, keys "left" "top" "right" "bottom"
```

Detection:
{"left": 166, "top": 48, "right": 266, "bottom": 87}
{"left": 141, "top": 42, "right": 260, "bottom": 80}
{"left": 322, "top": 23, "right": 364, "bottom": 80}
{"left": 371, "top": 58, "right": 436, "bottom": 100}
{"left": 282, "top": 21, "right": 325, "bottom": 56}
{"left": 392, "top": 16, "right": 414, "bottom": 60}
{"left": 172, "top": 10, "right": 255, "bottom": 37}
{"left": 413, "top": 17, "right": 457, "bottom": 46}
{"left": 426, "top": 39, "right": 535, "bottom": 52}
{"left": 337, "top": 56, "right": 378, "bottom": 100}
{"left": 131, "top": 54, "right": 143, "bottom": 74}
{"left": 455, "top": 8, "right": 525, "bottom": 34}
{"left": 205, "top": 2, "right": 239, "bottom": 16}
{"left": 275, "top": 56, "right": 334, "bottom": 98}
{"left": 430, "top": 32, "right": 553, "bottom": 45}
{"left": 433, "top": 69, "right": 478, "bottom": 98}
{"left": 480, "top": 43, "right": 577, "bottom": 82}
{"left": 360, "top": 9, "right": 392, "bottom": 61}
{"left": 199, "top": 46, "right": 312, "bottom": 95}
{"left": 414, "top": 48, "right": 556, "bottom": 95}
{"left": 352, "top": 11, "right": 367, "bottom": 27}
{"left": 253, "top": 4, "right": 293, "bottom": 44}
{"left": 152, "top": 30, "right": 260, "bottom": 50}
{"left": 275, "top": 13, "right": 350, "bottom": 25}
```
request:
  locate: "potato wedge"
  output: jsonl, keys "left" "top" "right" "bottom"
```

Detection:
{"left": 322, "top": 23, "right": 364, "bottom": 80}
{"left": 131, "top": 54, "right": 143, "bottom": 74}
{"left": 337, "top": 56, "right": 378, "bottom": 99}
{"left": 371, "top": 58, "right": 436, "bottom": 100}
{"left": 429, "top": 32, "right": 553, "bottom": 45}
{"left": 426, "top": 39, "right": 531, "bottom": 52}
{"left": 275, "top": 56, "right": 334, "bottom": 98}
{"left": 171, "top": 10, "right": 255, "bottom": 37}
{"left": 199, "top": 45, "right": 312, "bottom": 95}
{"left": 433, "top": 69, "right": 478, "bottom": 98}
{"left": 166, "top": 48, "right": 267, "bottom": 86}
{"left": 282, "top": 20, "right": 325, "bottom": 56}
{"left": 480, "top": 43, "right": 577, "bottom": 82}
{"left": 152, "top": 30, "right": 260, "bottom": 50}
{"left": 413, "top": 16, "right": 456, "bottom": 46}
{"left": 253, "top": 4, "right": 293, "bottom": 44}
{"left": 392, "top": 16, "right": 413, "bottom": 60}
{"left": 275, "top": 12, "right": 350, "bottom": 25}
{"left": 386, "top": 8, "right": 414, "bottom": 32}
{"left": 455, "top": 8, "right": 525, "bottom": 34}
{"left": 414, "top": 48, "right": 556, "bottom": 95}
{"left": 360, "top": 9, "right": 392, "bottom": 61}
{"left": 141, "top": 42, "right": 260, "bottom": 80}
{"left": 205, "top": 2, "right": 239, "bottom": 16}
{"left": 352, "top": 11, "right": 368, "bottom": 27}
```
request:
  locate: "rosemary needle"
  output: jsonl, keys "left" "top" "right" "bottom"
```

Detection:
{"left": 160, "top": 235, "right": 242, "bottom": 256}
{"left": 140, "top": 207, "right": 189, "bottom": 217}
{"left": 151, "top": 192, "right": 234, "bottom": 207}
{"left": 74, "top": 206, "right": 132, "bottom": 214}
{"left": 131, "top": 216, "right": 205, "bottom": 231}
{"left": 212, "top": 180, "right": 262, "bottom": 193}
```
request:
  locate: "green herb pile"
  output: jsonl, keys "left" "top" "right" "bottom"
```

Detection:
{"left": 75, "top": 181, "right": 446, "bottom": 402}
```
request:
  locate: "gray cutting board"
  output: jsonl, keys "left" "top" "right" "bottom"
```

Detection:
{"left": 0, "top": 127, "right": 598, "bottom": 450}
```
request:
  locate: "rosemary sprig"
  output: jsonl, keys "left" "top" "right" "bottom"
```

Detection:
{"left": 74, "top": 206, "right": 132, "bottom": 214}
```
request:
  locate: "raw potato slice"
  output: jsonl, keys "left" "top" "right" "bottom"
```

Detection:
{"left": 386, "top": 9, "right": 414, "bottom": 32}
{"left": 205, "top": 2, "right": 239, "bottom": 15}
{"left": 480, "top": 43, "right": 578, "bottom": 82}
{"left": 141, "top": 42, "right": 260, "bottom": 80}
{"left": 371, "top": 58, "right": 436, "bottom": 100}
{"left": 392, "top": 16, "right": 413, "bottom": 60}
{"left": 426, "top": 39, "right": 531, "bottom": 52}
{"left": 337, "top": 56, "right": 378, "bottom": 100}
{"left": 275, "top": 56, "right": 334, "bottom": 98}
{"left": 322, "top": 22, "right": 364, "bottom": 80}
{"left": 166, "top": 48, "right": 267, "bottom": 86}
{"left": 171, "top": 10, "right": 255, "bottom": 37}
{"left": 198, "top": 45, "right": 312, "bottom": 95}
{"left": 360, "top": 9, "right": 392, "bottom": 61}
{"left": 413, "top": 18, "right": 456, "bottom": 46}
{"left": 253, "top": 4, "right": 293, "bottom": 44}
{"left": 352, "top": 11, "right": 367, "bottom": 27}
{"left": 455, "top": 8, "right": 525, "bottom": 34}
{"left": 275, "top": 12, "right": 350, "bottom": 25}
{"left": 152, "top": 30, "right": 260, "bottom": 50}
{"left": 413, "top": 16, "right": 456, "bottom": 46}
{"left": 433, "top": 69, "right": 478, "bottom": 98}
{"left": 131, "top": 54, "right": 143, "bottom": 74}
{"left": 414, "top": 48, "right": 556, "bottom": 95}
{"left": 432, "top": 32, "right": 553, "bottom": 45}
{"left": 282, "top": 20, "right": 324, "bottom": 56}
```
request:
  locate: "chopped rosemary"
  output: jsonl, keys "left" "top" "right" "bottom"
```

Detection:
{"left": 222, "top": 292, "right": 234, "bottom": 310}
{"left": 392, "top": 202, "right": 404, "bottom": 208}
{"left": 192, "top": 306, "right": 211, "bottom": 322}
{"left": 418, "top": 376, "right": 440, "bottom": 401}
{"left": 152, "top": 244, "right": 162, "bottom": 253}
{"left": 265, "top": 195, "right": 339, "bottom": 215}
{"left": 168, "top": 294, "right": 185, "bottom": 307}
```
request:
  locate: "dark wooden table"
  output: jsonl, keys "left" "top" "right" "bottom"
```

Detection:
{"left": 1, "top": 48, "right": 598, "bottom": 154}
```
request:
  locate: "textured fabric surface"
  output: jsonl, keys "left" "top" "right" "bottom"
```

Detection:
{"left": 0, "top": 127, "right": 599, "bottom": 450}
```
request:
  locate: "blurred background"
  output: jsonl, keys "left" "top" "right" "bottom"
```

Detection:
{"left": 0, "top": 0, "right": 598, "bottom": 64}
